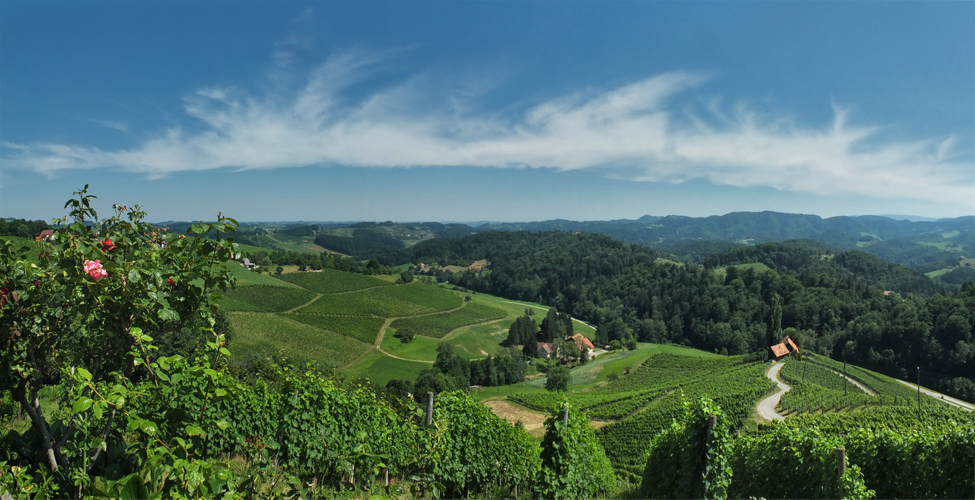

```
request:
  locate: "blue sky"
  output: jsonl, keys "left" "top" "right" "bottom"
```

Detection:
{"left": 2, "top": 1, "right": 972, "bottom": 223}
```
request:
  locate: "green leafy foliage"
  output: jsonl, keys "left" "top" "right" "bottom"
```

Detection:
{"left": 1, "top": 187, "right": 239, "bottom": 496}
{"left": 728, "top": 426, "right": 874, "bottom": 499}
{"left": 596, "top": 362, "right": 775, "bottom": 478}
{"left": 536, "top": 403, "right": 616, "bottom": 499}
{"left": 277, "top": 371, "right": 416, "bottom": 483}
{"left": 545, "top": 365, "right": 571, "bottom": 392}
{"left": 641, "top": 397, "right": 732, "bottom": 500}
{"left": 420, "top": 391, "right": 541, "bottom": 497}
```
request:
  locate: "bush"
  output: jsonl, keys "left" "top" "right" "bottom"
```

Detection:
{"left": 546, "top": 365, "right": 571, "bottom": 392}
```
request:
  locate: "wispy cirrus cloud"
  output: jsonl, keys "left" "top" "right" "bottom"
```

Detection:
{"left": 2, "top": 50, "right": 972, "bottom": 206}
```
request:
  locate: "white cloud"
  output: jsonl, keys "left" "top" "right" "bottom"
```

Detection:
{"left": 2, "top": 50, "right": 972, "bottom": 207}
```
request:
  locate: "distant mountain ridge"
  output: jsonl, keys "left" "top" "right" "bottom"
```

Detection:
{"left": 482, "top": 211, "right": 973, "bottom": 244}
{"left": 477, "top": 212, "right": 974, "bottom": 271}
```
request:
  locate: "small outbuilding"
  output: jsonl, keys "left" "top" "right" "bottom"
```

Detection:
{"left": 769, "top": 335, "right": 800, "bottom": 361}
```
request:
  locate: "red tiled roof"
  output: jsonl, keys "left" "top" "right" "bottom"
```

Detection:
{"left": 783, "top": 336, "right": 799, "bottom": 352}
{"left": 770, "top": 343, "right": 790, "bottom": 358}
{"left": 537, "top": 342, "right": 554, "bottom": 354}
{"left": 571, "top": 333, "right": 594, "bottom": 351}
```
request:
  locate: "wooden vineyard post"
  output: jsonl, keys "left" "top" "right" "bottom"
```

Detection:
{"left": 836, "top": 447, "right": 846, "bottom": 498}
{"left": 560, "top": 406, "right": 569, "bottom": 428}
{"left": 916, "top": 366, "right": 921, "bottom": 413}
{"left": 426, "top": 392, "right": 434, "bottom": 427}
{"left": 703, "top": 414, "right": 717, "bottom": 494}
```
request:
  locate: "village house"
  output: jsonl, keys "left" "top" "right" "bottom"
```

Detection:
{"left": 536, "top": 342, "right": 555, "bottom": 358}
{"left": 35, "top": 229, "right": 54, "bottom": 242}
{"left": 569, "top": 333, "right": 595, "bottom": 358}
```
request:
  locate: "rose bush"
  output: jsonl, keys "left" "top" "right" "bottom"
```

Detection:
{"left": 1, "top": 186, "right": 239, "bottom": 498}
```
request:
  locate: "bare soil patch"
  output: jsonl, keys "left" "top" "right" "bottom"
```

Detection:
{"left": 484, "top": 399, "right": 617, "bottom": 438}
{"left": 485, "top": 400, "right": 547, "bottom": 433}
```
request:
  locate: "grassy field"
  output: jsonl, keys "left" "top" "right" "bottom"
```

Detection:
{"left": 380, "top": 328, "right": 441, "bottom": 361}
{"left": 227, "top": 262, "right": 304, "bottom": 287}
{"left": 343, "top": 349, "right": 431, "bottom": 387}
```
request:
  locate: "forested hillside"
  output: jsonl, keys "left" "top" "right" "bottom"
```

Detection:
{"left": 482, "top": 212, "right": 974, "bottom": 271}
{"left": 393, "top": 231, "right": 975, "bottom": 401}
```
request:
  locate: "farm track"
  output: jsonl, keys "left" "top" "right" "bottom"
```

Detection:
{"left": 328, "top": 284, "right": 399, "bottom": 295}
{"left": 371, "top": 300, "right": 508, "bottom": 363}
{"left": 895, "top": 380, "right": 974, "bottom": 411}
{"left": 284, "top": 293, "right": 322, "bottom": 313}
{"left": 757, "top": 362, "right": 789, "bottom": 421}
{"left": 440, "top": 316, "right": 508, "bottom": 341}
{"left": 819, "top": 365, "right": 875, "bottom": 395}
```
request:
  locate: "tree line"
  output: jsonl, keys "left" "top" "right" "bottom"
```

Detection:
{"left": 0, "top": 218, "right": 50, "bottom": 238}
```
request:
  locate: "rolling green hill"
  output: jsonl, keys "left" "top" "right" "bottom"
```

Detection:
{"left": 219, "top": 263, "right": 591, "bottom": 385}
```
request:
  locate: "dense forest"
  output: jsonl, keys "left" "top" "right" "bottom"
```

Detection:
{"left": 385, "top": 231, "right": 975, "bottom": 401}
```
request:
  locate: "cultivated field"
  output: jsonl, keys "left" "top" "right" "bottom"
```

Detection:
{"left": 221, "top": 264, "right": 596, "bottom": 385}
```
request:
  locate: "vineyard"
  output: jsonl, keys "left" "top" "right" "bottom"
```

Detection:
{"left": 275, "top": 267, "right": 393, "bottom": 293}
{"left": 227, "top": 312, "right": 371, "bottom": 368}
{"left": 214, "top": 264, "right": 541, "bottom": 382}
{"left": 389, "top": 301, "right": 507, "bottom": 339}
{"left": 221, "top": 285, "right": 318, "bottom": 312}
{"left": 294, "top": 285, "right": 460, "bottom": 317}
{"left": 595, "top": 361, "right": 775, "bottom": 478}
{"left": 283, "top": 313, "right": 386, "bottom": 344}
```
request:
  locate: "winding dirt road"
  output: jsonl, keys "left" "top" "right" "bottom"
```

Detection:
{"left": 757, "top": 362, "right": 790, "bottom": 421}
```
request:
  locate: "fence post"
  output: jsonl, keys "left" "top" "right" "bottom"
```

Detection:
{"left": 560, "top": 406, "right": 569, "bottom": 428}
{"left": 384, "top": 467, "right": 389, "bottom": 487}
{"left": 426, "top": 392, "right": 434, "bottom": 427}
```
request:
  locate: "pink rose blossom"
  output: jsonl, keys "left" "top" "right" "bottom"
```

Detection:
{"left": 83, "top": 260, "right": 108, "bottom": 281}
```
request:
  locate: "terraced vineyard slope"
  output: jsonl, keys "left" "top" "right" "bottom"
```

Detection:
{"left": 221, "top": 264, "right": 537, "bottom": 384}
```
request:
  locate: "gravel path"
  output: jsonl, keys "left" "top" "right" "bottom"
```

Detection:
{"left": 896, "top": 380, "right": 974, "bottom": 412}
{"left": 757, "top": 362, "right": 789, "bottom": 421}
